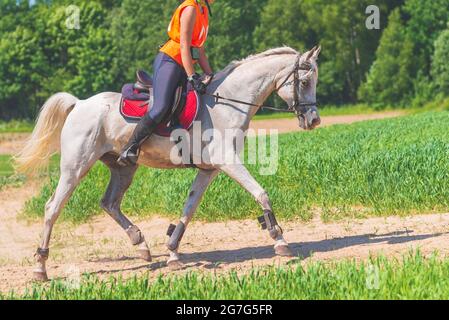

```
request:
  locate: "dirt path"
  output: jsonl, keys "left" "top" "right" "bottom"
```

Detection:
{"left": 1, "top": 181, "right": 449, "bottom": 294}
{"left": 249, "top": 111, "right": 405, "bottom": 135}
{"left": 0, "top": 133, "right": 28, "bottom": 155}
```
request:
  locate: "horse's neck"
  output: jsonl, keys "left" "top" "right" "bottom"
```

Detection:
{"left": 217, "top": 54, "right": 295, "bottom": 121}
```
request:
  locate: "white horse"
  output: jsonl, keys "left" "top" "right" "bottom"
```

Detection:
{"left": 16, "top": 46, "right": 321, "bottom": 281}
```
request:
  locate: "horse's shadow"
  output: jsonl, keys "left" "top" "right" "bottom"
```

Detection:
{"left": 88, "top": 230, "right": 444, "bottom": 275}
{"left": 176, "top": 231, "right": 443, "bottom": 269}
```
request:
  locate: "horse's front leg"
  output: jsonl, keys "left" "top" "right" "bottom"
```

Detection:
{"left": 166, "top": 169, "right": 219, "bottom": 270}
{"left": 220, "top": 163, "right": 293, "bottom": 257}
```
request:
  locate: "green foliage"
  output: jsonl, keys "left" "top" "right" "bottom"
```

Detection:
{"left": 0, "top": 120, "right": 33, "bottom": 133}
{"left": 359, "top": 0, "right": 449, "bottom": 106}
{"left": 358, "top": 9, "right": 414, "bottom": 106}
{"left": 256, "top": 0, "right": 401, "bottom": 104}
{"left": 432, "top": 27, "right": 449, "bottom": 96}
{"left": 0, "top": 0, "right": 446, "bottom": 119}
{"left": 0, "top": 155, "right": 26, "bottom": 190}
{"left": 0, "top": 155, "right": 13, "bottom": 176}
{"left": 0, "top": 26, "right": 48, "bottom": 118}
{"left": 25, "top": 112, "right": 449, "bottom": 223}
{"left": 206, "top": 0, "right": 267, "bottom": 70}
{"left": 6, "top": 252, "right": 449, "bottom": 300}
{"left": 0, "top": 0, "right": 409, "bottom": 120}
{"left": 110, "top": 0, "right": 176, "bottom": 83}
{"left": 36, "top": 1, "right": 117, "bottom": 99}
{"left": 403, "top": 0, "right": 449, "bottom": 70}
{"left": 254, "top": 0, "right": 311, "bottom": 52}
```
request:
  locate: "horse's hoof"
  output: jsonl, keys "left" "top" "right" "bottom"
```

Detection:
{"left": 138, "top": 249, "right": 152, "bottom": 262}
{"left": 33, "top": 270, "right": 49, "bottom": 282}
{"left": 167, "top": 260, "right": 185, "bottom": 271}
{"left": 137, "top": 242, "right": 152, "bottom": 262}
{"left": 275, "top": 245, "right": 294, "bottom": 257}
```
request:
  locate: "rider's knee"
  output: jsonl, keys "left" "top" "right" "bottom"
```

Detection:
{"left": 147, "top": 107, "right": 165, "bottom": 124}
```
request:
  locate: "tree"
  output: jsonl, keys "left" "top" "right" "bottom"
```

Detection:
{"left": 201, "top": 0, "right": 267, "bottom": 70}
{"left": 0, "top": 27, "right": 48, "bottom": 119}
{"left": 403, "top": 0, "right": 449, "bottom": 75}
{"left": 359, "top": 0, "right": 449, "bottom": 106}
{"left": 61, "top": 1, "right": 117, "bottom": 97}
{"left": 358, "top": 9, "right": 414, "bottom": 105}
{"left": 1, "top": 0, "right": 446, "bottom": 119}
{"left": 110, "top": 0, "right": 172, "bottom": 84}
{"left": 0, "top": 0, "right": 30, "bottom": 32}
{"left": 254, "top": 0, "right": 311, "bottom": 52}
{"left": 255, "top": 0, "right": 402, "bottom": 105}
{"left": 432, "top": 26, "right": 449, "bottom": 97}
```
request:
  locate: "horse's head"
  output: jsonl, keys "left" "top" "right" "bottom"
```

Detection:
{"left": 276, "top": 46, "right": 321, "bottom": 130}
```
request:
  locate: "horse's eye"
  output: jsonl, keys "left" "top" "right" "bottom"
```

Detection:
{"left": 301, "top": 80, "right": 309, "bottom": 87}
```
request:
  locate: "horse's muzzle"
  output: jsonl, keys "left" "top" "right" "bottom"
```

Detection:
{"left": 298, "top": 109, "right": 321, "bottom": 131}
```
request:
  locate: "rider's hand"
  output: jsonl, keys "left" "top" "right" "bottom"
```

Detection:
{"left": 188, "top": 73, "right": 207, "bottom": 95}
{"left": 200, "top": 73, "right": 214, "bottom": 86}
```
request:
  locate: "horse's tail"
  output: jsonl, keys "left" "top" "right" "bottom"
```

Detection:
{"left": 14, "top": 92, "right": 79, "bottom": 174}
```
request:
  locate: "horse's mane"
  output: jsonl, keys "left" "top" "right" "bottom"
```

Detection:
{"left": 222, "top": 47, "right": 299, "bottom": 74}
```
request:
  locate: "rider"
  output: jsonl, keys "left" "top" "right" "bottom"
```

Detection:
{"left": 118, "top": 0, "right": 215, "bottom": 166}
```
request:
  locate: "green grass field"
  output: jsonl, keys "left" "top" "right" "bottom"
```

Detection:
{"left": 0, "top": 120, "right": 34, "bottom": 134}
{"left": 0, "top": 154, "right": 60, "bottom": 191}
{"left": 4, "top": 252, "right": 449, "bottom": 300}
{"left": 0, "top": 155, "right": 26, "bottom": 190}
{"left": 24, "top": 111, "right": 449, "bottom": 223}
{"left": 0, "top": 155, "right": 13, "bottom": 176}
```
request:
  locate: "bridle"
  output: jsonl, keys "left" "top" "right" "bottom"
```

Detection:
{"left": 205, "top": 54, "right": 318, "bottom": 117}
{"left": 274, "top": 55, "right": 319, "bottom": 115}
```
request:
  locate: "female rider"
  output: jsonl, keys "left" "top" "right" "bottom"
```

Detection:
{"left": 118, "top": 0, "right": 214, "bottom": 166}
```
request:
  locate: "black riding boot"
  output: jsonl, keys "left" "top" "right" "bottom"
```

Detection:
{"left": 117, "top": 114, "right": 158, "bottom": 167}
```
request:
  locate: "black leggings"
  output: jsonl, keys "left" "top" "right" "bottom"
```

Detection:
{"left": 148, "top": 52, "right": 186, "bottom": 123}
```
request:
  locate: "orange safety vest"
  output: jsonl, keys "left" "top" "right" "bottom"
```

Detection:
{"left": 160, "top": 0, "right": 209, "bottom": 67}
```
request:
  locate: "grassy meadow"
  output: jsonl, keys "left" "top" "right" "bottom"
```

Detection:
{"left": 0, "top": 155, "right": 25, "bottom": 190}
{"left": 4, "top": 252, "right": 449, "bottom": 300}
{"left": 23, "top": 111, "right": 449, "bottom": 223}
{"left": 0, "top": 155, "right": 13, "bottom": 176}
{"left": 0, "top": 120, "right": 34, "bottom": 134}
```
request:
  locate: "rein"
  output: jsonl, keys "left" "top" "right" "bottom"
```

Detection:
{"left": 204, "top": 93, "right": 301, "bottom": 113}
{"left": 205, "top": 55, "right": 318, "bottom": 115}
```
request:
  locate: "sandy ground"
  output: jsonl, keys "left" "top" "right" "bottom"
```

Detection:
{"left": 0, "top": 133, "right": 28, "bottom": 156}
{"left": 1, "top": 181, "right": 449, "bottom": 294}
{"left": 249, "top": 111, "right": 405, "bottom": 135}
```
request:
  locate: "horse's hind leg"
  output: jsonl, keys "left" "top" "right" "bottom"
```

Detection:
{"left": 34, "top": 173, "right": 77, "bottom": 281}
{"left": 100, "top": 153, "right": 151, "bottom": 262}
{"left": 34, "top": 156, "right": 99, "bottom": 281}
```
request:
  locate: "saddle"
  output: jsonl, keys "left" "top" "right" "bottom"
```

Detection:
{"left": 120, "top": 70, "right": 200, "bottom": 137}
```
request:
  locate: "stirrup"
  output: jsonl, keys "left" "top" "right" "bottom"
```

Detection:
{"left": 117, "top": 146, "right": 140, "bottom": 167}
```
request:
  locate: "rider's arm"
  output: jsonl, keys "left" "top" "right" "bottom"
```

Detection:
{"left": 180, "top": 6, "right": 196, "bottom": 77}
{"left": 198, "top": 47, "right": 213, "bottom": 75}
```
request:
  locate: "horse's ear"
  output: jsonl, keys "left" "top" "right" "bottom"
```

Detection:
{"left": 304, "top": 45, "right": 321, "bottom": 61}
{"left": 305, "top": 46, "right": 317, "bottom": 60}
{"left": 312, "top": 45, "right": 321, "bottom": 60}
